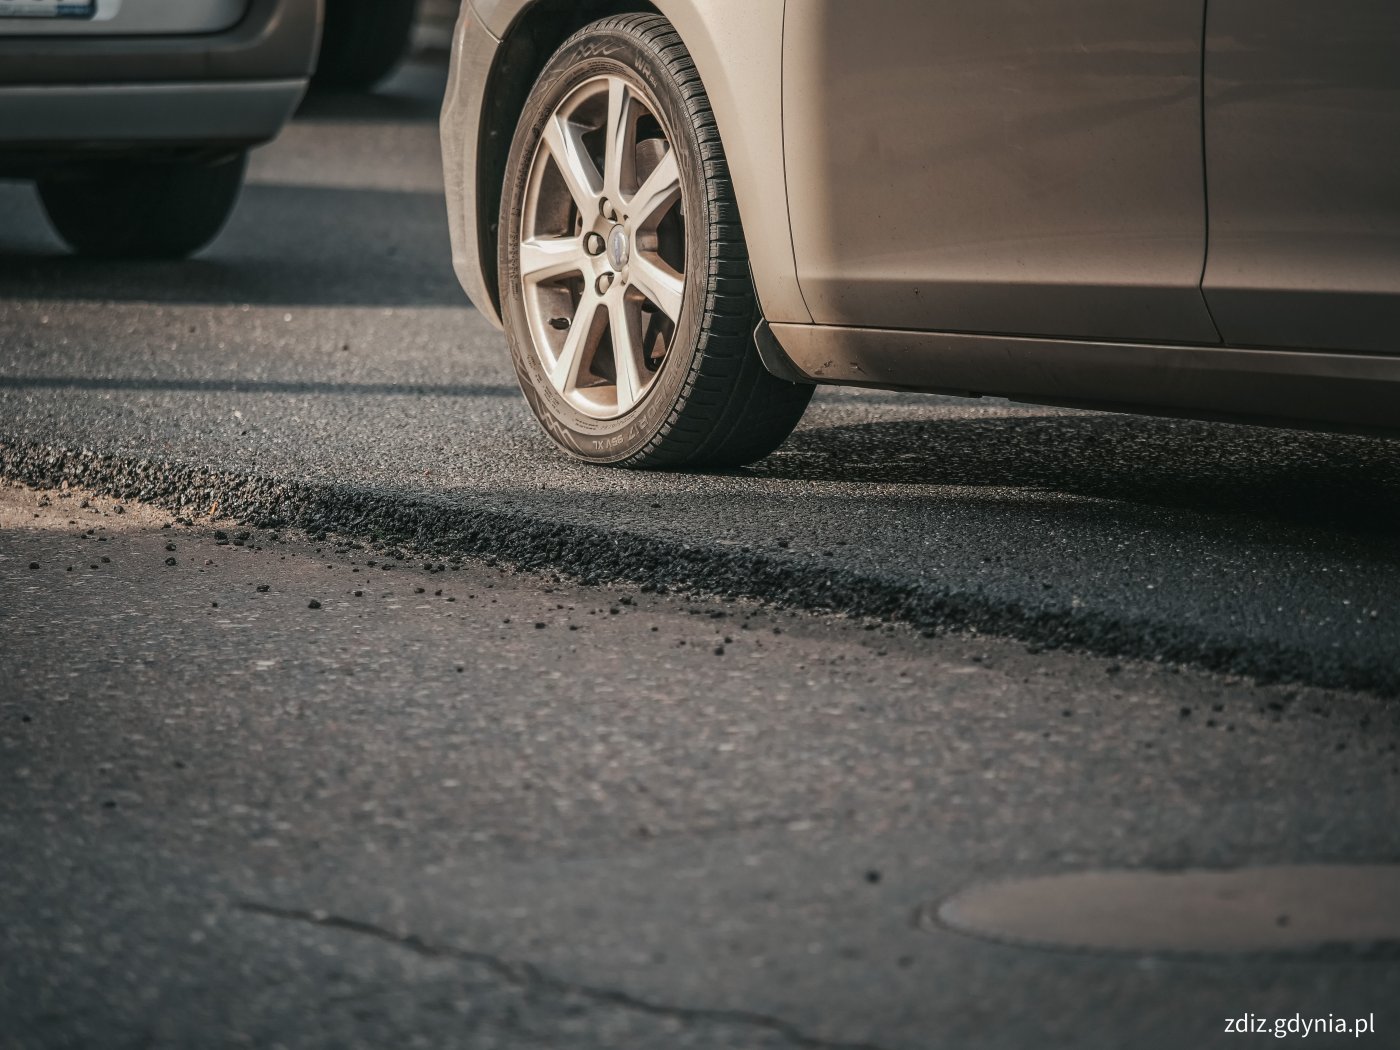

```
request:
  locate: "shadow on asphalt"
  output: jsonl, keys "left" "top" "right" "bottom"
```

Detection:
{"left": 0, "top": 375, "right": 516, "bottom": 399}
{"left": 293, "top": 84, "right": 444, "bottom": 124}
{"left": 0, "top": 183, "right": 463, "bottom": 309}
{"left": 763, "top": 414, "right": 1400, "bottom": 539}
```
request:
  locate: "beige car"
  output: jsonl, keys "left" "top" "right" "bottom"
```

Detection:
{"left": 442, "top": 1, "right": 1400, "bottom": 468}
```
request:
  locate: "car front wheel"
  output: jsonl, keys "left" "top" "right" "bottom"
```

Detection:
{"left": 498, "top": 14, "right": 812, "bottom": 468}
{"left": 37, "top": 153, "right": 247, "bottom": 260}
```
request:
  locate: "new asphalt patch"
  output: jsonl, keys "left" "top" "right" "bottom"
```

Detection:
{"left": 4, "top": 437, "right": 1397, "bottom": 696}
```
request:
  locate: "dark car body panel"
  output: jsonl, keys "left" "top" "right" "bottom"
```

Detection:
{"left": 0, "top": 0, "right": 320, "bottom": 170}
{"left": 0, "top": 0, "right": 319, "bottom": 86}
{"left": 0, "top": 0, "right": 319, "bottom": 87}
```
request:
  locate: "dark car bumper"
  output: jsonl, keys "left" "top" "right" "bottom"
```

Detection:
{"left": 0, "top": 0, "right": 321, "bottom": 164}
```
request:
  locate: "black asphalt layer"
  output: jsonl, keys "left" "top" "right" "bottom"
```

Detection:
{"left": 2, "top": 60, "right": 1400, "bottom": 694}
{"left": 3, "top": 483, "right": 1398, "bottom": 1050}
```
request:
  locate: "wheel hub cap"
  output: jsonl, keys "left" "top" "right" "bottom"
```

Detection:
{"left": 607, "top": 224, "right": 630, "bottom": 271}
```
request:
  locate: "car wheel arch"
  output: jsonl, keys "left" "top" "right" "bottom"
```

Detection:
{"left": 474, "top": 0, "right": 666, "bottom": 322}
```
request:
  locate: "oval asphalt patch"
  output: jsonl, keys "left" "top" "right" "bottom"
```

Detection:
{"left": 930, "top": 865, "right": 1400, "bottom": 956}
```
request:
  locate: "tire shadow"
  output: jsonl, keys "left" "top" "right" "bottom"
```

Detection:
{"left": 0, "top": 182, "right": 462, "bottom": 308}
{"left": 757, "top": 413, "right": 1400, "bottom": 538}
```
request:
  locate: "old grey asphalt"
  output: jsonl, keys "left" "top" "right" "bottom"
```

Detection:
{"left": 2, "top": 483, "right": 1397, "bottom": 1050}
{"left": 1, "top": 50, "right": 1400, "bottom": 1050}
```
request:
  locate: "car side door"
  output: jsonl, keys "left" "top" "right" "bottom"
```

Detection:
{"left": 782, "top": 0, "right": 1218, "bottom": 346}
{"left": 1202, "top": 2, "right": 1400, "bottom": 354}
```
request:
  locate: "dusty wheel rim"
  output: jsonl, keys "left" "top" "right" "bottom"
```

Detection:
{"left": 519, "top": 73, "right": 687, "bottom": 420}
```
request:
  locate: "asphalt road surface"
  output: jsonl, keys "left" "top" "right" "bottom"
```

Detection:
{"left": 2, "top": 54, "right": 1399, "bottom": 1050}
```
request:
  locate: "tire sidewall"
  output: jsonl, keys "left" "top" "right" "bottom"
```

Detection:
{"left": 499, "top": 28, "right": 710, "bottom": 464}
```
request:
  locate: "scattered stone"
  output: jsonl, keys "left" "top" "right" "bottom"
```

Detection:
{"left": 308, "top": 599, "right": 322, "bottom": 609}
{"left": 256, "top": 585, "right": 270, "bottom": 593}
{"left": 164, "top": 557, "right": 177, "bottom": 566}
{"left": 28, "top": 562, "right": 39, "bottom": 570}
{"left": 165, "top": 543, "right": 177, "bottom": 552}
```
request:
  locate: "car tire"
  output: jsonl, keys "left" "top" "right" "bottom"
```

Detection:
{"left": 313, "top": 0, "right": 420, "bottom": 91}
{"left": 498, "top": 13, "right": 813, "bottom": 468}
{"left": 38, "top": 153, "right": 247, "bottom": 260}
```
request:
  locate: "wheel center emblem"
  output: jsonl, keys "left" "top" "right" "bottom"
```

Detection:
{"left": 607, "top": 225, "right": 629, "bottom": 269}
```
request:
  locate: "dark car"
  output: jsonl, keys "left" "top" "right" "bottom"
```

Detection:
{"left": 0, "top": 0, "right": 321, "bottom": 258}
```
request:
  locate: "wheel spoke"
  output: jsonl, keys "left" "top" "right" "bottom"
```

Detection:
{"left": 520, "top": 236, "right": 587, "bottom": 285}
{"left": 521, "top": 74, "right": 688, "bottom": 421}
{"left": 627, "top": 148, "right": 679, "bottom": 229}
{"left": 543, "top": 114, "right": 603, "bottom": 217}
{"left": 602, "top": 76, "right": 637, "bottom": 203}
{"left": 550, "top": 290, "right": 603, "bottom": 394}
{"left": 630, "top": 253, "right": 685, "bottom": 322}
{"left": 609, "top": 294, "right": 647, "bottom": 413}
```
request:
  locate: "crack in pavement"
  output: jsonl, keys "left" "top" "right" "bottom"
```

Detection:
{"left": 236, "top": 901, "right": 892, "bottom": 1050}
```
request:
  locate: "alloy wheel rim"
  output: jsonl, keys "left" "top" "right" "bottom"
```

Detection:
{"left": 519, "top": 74, "right": 687, "bottom": 419}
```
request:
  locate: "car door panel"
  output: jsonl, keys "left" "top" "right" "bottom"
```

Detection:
{"left": 783, "top": 0, "right": 1217, "bottom": 345}
{"left": 1202, "top": 1, "right": 1400, "bottom": 354}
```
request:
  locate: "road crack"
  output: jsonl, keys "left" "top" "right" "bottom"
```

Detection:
{"left": 236, "top": 900, "right": 891, "bottom": 1050}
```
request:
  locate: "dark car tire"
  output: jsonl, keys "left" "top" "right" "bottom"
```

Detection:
{"left": 38, "top": 153, "right": 247, "bottom": 260}
{"left": 499, "top": 14, "right": 813, "bottom": 468}
{"left": 313, "top": 0, "right": 420, "bottom": 91}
